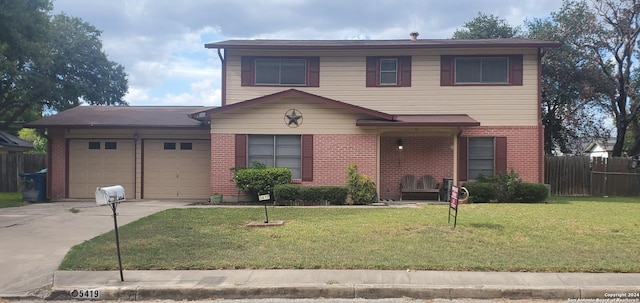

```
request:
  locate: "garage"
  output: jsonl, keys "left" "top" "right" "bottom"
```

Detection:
{"left": 143, "top": 140, "right": 210, "bottom": 200}
{"left": 68, "top": 139, "right": 135, "bottom": 198}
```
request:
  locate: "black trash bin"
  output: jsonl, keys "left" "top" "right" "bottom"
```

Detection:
{"left": 20, "top": 169, "right": 47, "bottom": 202}
{"left": 441, "top": 178, "right": 454, "bottom": 202}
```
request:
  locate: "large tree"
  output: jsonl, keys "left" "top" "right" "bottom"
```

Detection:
{"left": 527, "top": 1, "right": 614, "bottom": 155}
{"left": 0, "top": 1, "right": 128, "bottom": 130}
{"left": 569, "top": 0, "right": 640, "bottom": 157}
{"left": 452, "top": 12, "right": 521, "bottom": 39}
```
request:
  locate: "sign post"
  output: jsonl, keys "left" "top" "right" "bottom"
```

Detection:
{"left": 448, "top": 185, "right": 459, "bottom": 228}
{"left": 258, "top": 193, "right": 271, "bottom": 223}
{"left": 95, "top": 185, "right": 126, "bottom": 282}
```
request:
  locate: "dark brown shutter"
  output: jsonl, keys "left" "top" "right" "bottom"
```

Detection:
{"left": 235, "top": 134, "right": 247, "bottom": 168}
{"left": 307, "top": 57, "right": 320, "bottom": 87}
{"left": 366, "top": 56, "right": 378, "bottom": 87}
{"left": 241, "top": 57, "right": 253, "bottom": 86}
{"left": 399, "top": 56, "right": 412, "bottom": 87}
{"left": 495, "top": 137, "right": 507, "bottom": 173}
{"left": 440, "top": 55, "right": 454, "bottom": 86}
{"left": 301, "top": 135, "right": 313, "bottom": 181}
{"left": 458, "top": 137, "right": 468, "bottom": 182}
{"left": 509, "top": 55, "right": 523, "bottom": 85}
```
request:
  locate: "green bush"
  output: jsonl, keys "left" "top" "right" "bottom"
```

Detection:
{"left": 316, "top": 186, "right": 349, "bottom": 205}
{"left": 515, "top": 182, "right": 549, "bottom": 203}
{"left": 233, "top": 167, "right": 292, "bottom": 199}
{"left": 273, "top": 185, "right": 348, "bottom": 205}
{"left": 273, "top": 184, "right": 300, "bottom": 202}
{"left": 477, "top": 169, "right": 521, "bottom": 202}
{"left": 463, "top": 182, "right": 497, "bottom": 203}
{"left": 346, "top": 163, "right": 377, "bottom": 205}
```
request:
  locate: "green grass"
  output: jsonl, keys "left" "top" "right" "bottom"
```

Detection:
{"left": 0, "top": 192, "right": 27, "bottom": 208}
{"left": 59, "top": 197, "right": 640, "bottom": 273}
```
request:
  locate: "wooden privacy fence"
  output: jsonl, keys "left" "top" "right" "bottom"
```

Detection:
{"left": 545, "top": 156, "right": 640, "bottom": 196}
{"left": 0, "top": 154, "right": 47, "bottom": 192}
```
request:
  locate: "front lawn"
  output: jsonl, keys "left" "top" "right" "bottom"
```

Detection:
{"left": 60, "top": 197, "right": 640, "bottom": 272}
{"left": 0, "top": 192, "right": 27, "bottom": 208}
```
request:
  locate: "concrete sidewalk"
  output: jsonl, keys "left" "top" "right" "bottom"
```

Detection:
{"left": 48, "top": 269, "right": 640, "bottom": 301}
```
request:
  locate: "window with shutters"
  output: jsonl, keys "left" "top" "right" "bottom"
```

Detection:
{"left": 455, "top": 57, "right": 509, "bottom": 84}
{"left": 441, "top": 55, "right": 523, "bottom": 86}
{"left": 366, "top": 56, "right": 411, "bottom": 87}
{"left": 248, "top": 135, "right": 301, "bottom": 179}
{"left": 468, "top": 137, "right": 494, "bottom": 180}
{"left": 241, "top": 57, "right": 320, "bottom": 87}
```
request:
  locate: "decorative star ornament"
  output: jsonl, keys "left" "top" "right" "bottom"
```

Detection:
{"left": 284, "top": 109, "right": 303, "bottom": 127}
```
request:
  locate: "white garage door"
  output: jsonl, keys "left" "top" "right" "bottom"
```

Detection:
{"left": 68, "top": 140, "right": 135, "bottom": 198}
{"left": 143, "top": 140, "right": 210, "bottom": 200}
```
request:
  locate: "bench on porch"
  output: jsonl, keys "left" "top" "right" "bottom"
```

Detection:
{"left": 400, "top": 174, "right": 441, "bottom": 201}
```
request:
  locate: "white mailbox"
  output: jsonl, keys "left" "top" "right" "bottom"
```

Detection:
{"left": 95, "top": 185, "right": 126, "bottom": 205}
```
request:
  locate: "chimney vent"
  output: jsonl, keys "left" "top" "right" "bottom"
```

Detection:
{"left": 410, "top": 31, "right": 419, "bottom": 41}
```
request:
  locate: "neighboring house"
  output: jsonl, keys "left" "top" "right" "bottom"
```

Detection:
{"left": 27, "top": 35, "right": 560, "bottom": 201}
{"left": 0, "top": 131, "right": 33, "bottom": 154}
{"left": 583, "top": 137, "right": 616, "bottom": 158}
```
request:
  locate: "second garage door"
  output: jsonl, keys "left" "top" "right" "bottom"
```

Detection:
{"left": 143, "top": 140, "right": 210, "bottom": 200}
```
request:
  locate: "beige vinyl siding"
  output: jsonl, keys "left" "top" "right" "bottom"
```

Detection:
{"left": 210, "top": 97, "right": 378, "bottom": 135}
{"left": 225, "top": 49, "right": 540, "bottom": 126}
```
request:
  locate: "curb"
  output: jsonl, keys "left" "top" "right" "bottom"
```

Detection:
{"left": 47, "top": 285, "right": 638, "bottom": 301}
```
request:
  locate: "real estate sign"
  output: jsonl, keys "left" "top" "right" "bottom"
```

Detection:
{"left": 448, "top": 185, "right": 459, "bottom": 228}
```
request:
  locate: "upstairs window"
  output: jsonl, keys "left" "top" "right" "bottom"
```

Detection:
{"left": 241, "top": 56, "right": 320, "bottom": 87}
{"left": 441, "top": 55, "right": 523, "bottom": 86}
{"left": 366, "top": 56, "right": 411, "bottom": 87}
{"left": 455, "top": 57, "right": 508, "bottom": 84}
{"left": 255, "top": 59, "right": 306, "bottom": 85}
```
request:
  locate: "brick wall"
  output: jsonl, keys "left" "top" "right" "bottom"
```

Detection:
{"left": 210, "top": 133, "right": 378, "bottom": 201}
{"left": 48, "top": 128, "right": 67, "bottom": 199}
{"left": 307, "top": 134, "right": 377, "bottom": 186}
{"left": 380, "top": 136, "right": 453, "bottom": 200}
{"left": 461, "top": 126, "right": 542, "bottom": 183}
{"left": 210, "top": 134, "right": 237, "bottom": 199}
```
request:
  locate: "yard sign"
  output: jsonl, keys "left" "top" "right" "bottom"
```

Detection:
{"left": 448, "top": 185, "right": 459, "bottom": 228}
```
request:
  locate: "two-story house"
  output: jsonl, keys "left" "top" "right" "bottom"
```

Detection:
{"left": 27, "top": 35, "right": 559, "bottom": 202}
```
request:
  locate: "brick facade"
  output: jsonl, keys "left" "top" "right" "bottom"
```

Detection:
{"left": 379, "top": 136, "right": 453, "bottom": 200}
{"left": 47, "top": 128, "right": 66, "bottom": 199}
{"left": 461, "top": 126, "right": 542, "bottom": 183}
{"left": 210, "top": 133, "right": 377, "bottom": 201}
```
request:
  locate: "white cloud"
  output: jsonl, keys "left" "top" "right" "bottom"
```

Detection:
{"left": 52, "top": 0, "right": 564, "bottom": 107}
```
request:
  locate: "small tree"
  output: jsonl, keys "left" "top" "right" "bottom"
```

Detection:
{"left": 345, "top": 163, "right": 376, "bottom": 205}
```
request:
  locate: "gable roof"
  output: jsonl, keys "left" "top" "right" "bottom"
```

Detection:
{"left": 206, "top": 38, "right": 561, "bottom": 50}
{"left": 26, "top": 106, "right": 210, "bottom": 129}
{"left": 189, "top": 89, "right": 394, "bottom": 120}
{"left": 0, "top": 131, "right": 33, "bottom": 151}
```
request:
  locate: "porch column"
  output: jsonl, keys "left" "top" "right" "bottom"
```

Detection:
{"left": 452, "top": 131, "right": 458, "bottom": 186}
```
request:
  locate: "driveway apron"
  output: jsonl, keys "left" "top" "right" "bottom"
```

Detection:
{"left": 0, "top": 200, "right": 187, "bottom": 298}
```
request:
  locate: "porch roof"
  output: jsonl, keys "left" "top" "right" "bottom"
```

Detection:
{"left": 356, "top": 114, "right": 480, "bottom": 127}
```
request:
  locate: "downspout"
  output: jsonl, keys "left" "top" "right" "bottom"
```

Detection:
{"left": 538, "top": 47, "right": 545, "bottom": 184}
{"left": 217, "top": 48, "right": 227, "bottom": 106}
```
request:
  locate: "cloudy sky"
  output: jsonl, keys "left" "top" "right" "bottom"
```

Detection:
{"left": 52, "top": 0, "right": 563, "bottom": 107}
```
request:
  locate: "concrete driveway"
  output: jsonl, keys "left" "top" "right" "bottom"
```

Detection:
{"left": 0, "top": 200, "right": 191, "bottom": 299}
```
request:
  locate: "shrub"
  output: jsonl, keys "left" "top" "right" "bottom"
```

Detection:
{"left": 463, "top": 182, "right": 497, "bottom": 203}
{"left": 273, "top": 184, "right": 300, "bottom": 202}
{"left": 316, "top": 186, "right": 349, "bottom": 205}
{"left": 346, "top": 163, "right": 376, "bottom": 205}
{"left": 273, "top": 185, "right": 348, "bottom": 205}
{"left": 233, "top": 166, "right": 292, "bottom": 199}
{"left": 515, "top": 182, "right": 549, "bottom": 203}
{"left": 477, "top": 169, "right": 522, "bottom": 202}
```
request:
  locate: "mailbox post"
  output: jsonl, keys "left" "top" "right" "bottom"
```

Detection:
{"left": 95, "top": 185, "right": 126, "bottom": 282}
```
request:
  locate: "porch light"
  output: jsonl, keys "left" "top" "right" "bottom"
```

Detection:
{"left": 398, "top": 139, "right": 403, "bottom": 150}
